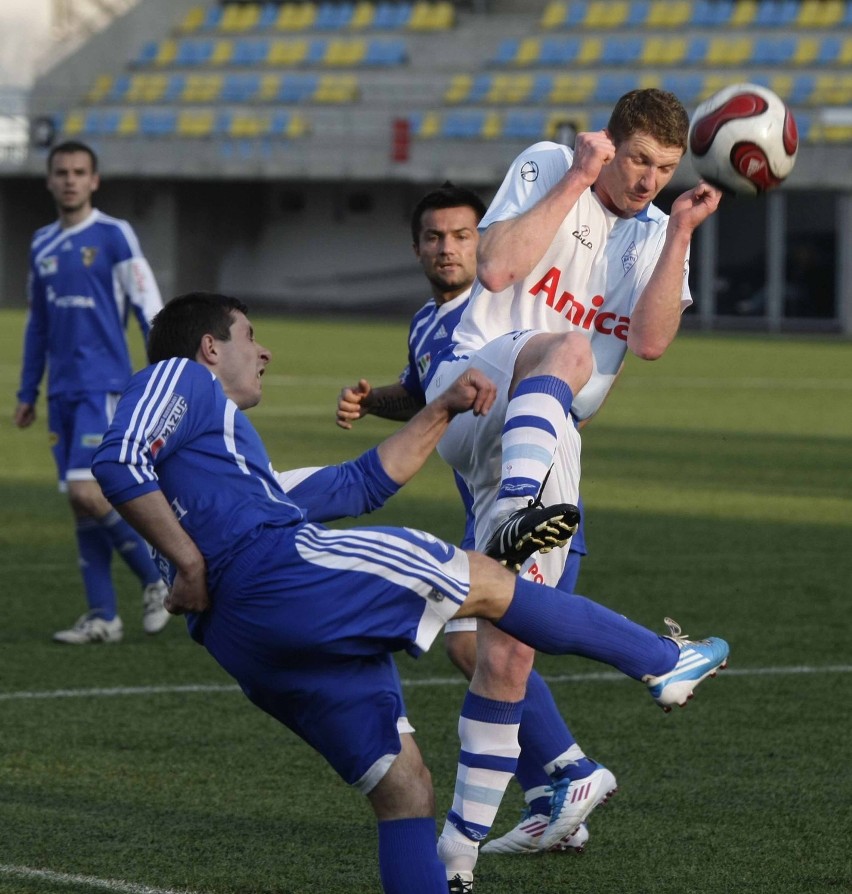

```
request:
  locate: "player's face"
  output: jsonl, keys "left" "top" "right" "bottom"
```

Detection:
{"left": 414, "top": 206, "right": 480, "bottom": 303}
{"left": 46, "top": 151, "right": 100, "bottom": 216}
{"left": 214, "top": 312, "right": 271, "bottom": 410}
{"left": 595, "top": 132, "right": 684, "bottom": 218}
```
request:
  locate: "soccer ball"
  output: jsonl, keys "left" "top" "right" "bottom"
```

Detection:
{"left": 688, "top": 83, "right": 798, "bottom": 196}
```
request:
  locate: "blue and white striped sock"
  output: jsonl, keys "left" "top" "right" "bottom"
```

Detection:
{"left": 497, "top": 375, "right": 574, "bottom": 512}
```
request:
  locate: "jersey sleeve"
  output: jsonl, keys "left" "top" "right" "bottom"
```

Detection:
{"left": 479, "top": 142, "right": 573, "bottom": 229}
{"left": 276, "top": 447, "right": 401, "bottom": 522}
{"left": 111, "top": 222, "right": 164, "bottom": 340}
{"left": 16, "top": 253, "right": 49, "bottom": 405}
{"left": 93, "top": 357, "right": 201, "bottom": 506}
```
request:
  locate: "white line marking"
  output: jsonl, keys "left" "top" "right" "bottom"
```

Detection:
{"left": 0, "top": 864, "right": 203, "bottom": 894}
{"left": 1, "top": 665, "right": 849, "bottom": 702}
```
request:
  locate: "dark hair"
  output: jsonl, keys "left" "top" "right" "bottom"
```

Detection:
{"left": 147, "top": 292, "right": 249, "bottom": 363}
{"left": 47, "top": 140, "right": 99, "bottom": 173}
{"left": 607, "top": 89, "right": 689, "bottom": 152}
{"left": 410, "top": 181, "right": 487, "bottom": 244}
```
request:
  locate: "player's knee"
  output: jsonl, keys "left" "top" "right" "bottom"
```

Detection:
{"left": 445, "top": 631, "right": 477, "bottom": 681}
{"left": 553, "top": 331, "right": 593, "bottom": 388}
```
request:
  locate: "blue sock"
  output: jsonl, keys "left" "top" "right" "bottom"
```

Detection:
{"left": 100, "top": 509, "right": 160, "bottom": 585}
{"left": 496, "top": 578, "right": 679, "bottom": 679}
{"left": 378, "top": 818, "right": 446, "bottom": 894}
{"left": 75, "top": 517, "right": 117, "bottom": 620}
{"left": 498, "top": 375, "right": 574, "bottom": 502}
{"left": 514, "top": 670, "right": 574, "bottom": 800}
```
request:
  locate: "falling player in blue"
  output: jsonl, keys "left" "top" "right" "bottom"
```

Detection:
{"left": 337, "top": 183, "right": 598, "bottom": 855}
{"left": 14, "top": 140, "right": 169, "bottom": 644}
{"left": 93, "top": 291, "right": 729, "bottom": 893}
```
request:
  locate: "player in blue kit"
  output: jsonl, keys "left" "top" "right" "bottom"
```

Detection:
{"left": 14, "top": 140, "right": 169, "bottom": 644}
{"left": 92, "top": 291, "right": 728, "bottom": 894}
{"left": 337, "top": 183, "right": 595, "bottom": 855}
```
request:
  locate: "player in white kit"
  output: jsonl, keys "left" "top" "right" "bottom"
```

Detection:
{"left": 423, "top": 90, "right": 724, "bottom": 888}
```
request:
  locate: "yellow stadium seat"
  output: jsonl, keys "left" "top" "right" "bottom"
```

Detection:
{"left": 154, "top": 39, "right": 178, "bottom": 66}
{"left": 314, "top": 74, "right": 359, "bottom": 102}
{"left": 816, "top": 0, "right": 845, "bottom": 27}
{"left": 430, "top": 1, "right": 455, "bottom": 29}
{"left": 211, "top": 39, "right": 234, "bottom": 65}
{"left": 729, "top": 0, "right": 758, "bottom": 26}
{"left": 578, "top": 37, "right": 603, "bottom": 64}
{"left": 420, "top": 112, "right": 442, "bottom": 138}
{"left": 585, "top": 2, "right": 611, "bottom": 28}
{"left": 64, "top": 112, "right": 86, "bottom": 135}
{"left": 221, "top": 3, "right": 261, "bottom": 32}
{"left": 118, "top": 111, "right": 138, "bottom": 135}
{"left": 483, "top": 112, "right": 502, "bottom": 139}
{"left": 639, "top": 73, "right": 663, "bottom": 91}
{"left": 276, "top": 3, "right": 302, "bottom": 30}
{"left": 324, "top": 39, "right": 366, "bottom": 66}
{"left": 178, "top": 110, "right": 215, "bottom": 136}
{"left": 766, "top": 75, "right": 793, "bottom": 100}
{"left": 445, "top": 74, "right": 473, "bottom": 103}
{"left": 292, "top": 3, "right": 317, "bottom": 30}
{"left": 515, "top": 37, "right": 541, "bottom": 65}
{"left": 549, "top": 74, "right": 596, "bottom": 103}
{"left": 812, "top": 74, "right": 852, "bottom": 104}
{"left": 793, "top": 37, "right": 821, "bottom": 66}
{"left": 642, "top": 36, "right": 687, "bottom": 65}
{"left": 603, "top": 1, "right": 630, "bottom": 26}
{"left": 285, "top": 114, "right": 309, "bottom": 137}
{"left": 541, "top": 2, "right": 567, "bottom": 29}
{"left": 547, "top": 111, "right": 588, "bottom": 137}
{"left": 706, "top": 37, "right": 753, "bottom": 66}
{"left": 127, "top": 74, "right": 169, "bottom": 103}
{"left": 268, "top": 39, "right": 309, "bottom": 65}
{"left": 178, "top": 6, "right": 206, "bottom": 33}
{"left": 487, "top": 74, "right": 534, "bottom": 104}
{"left": 647, "top": 1, "right": 690, "bottom": 27}
{"left": 838, "top": 37, "right": 852, "bottom": 66}
{"left": 796, "top": 0, "right": 821, "bottom": 27}
{"left": 258, "top": 73, "right": 281, "bottom": 100}
{"left": 350, "top": 1, "right": 374, "bottom": 29}
{"left": 230, "top": 113, "right": 266, "bottom": 137}
{"left": 182, "top": 74, "right": 223, "bottom": 102}
{"left": 87, "top": 74, "right": 113, "bottom": 102}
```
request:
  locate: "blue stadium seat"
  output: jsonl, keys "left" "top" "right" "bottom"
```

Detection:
{"left": 787, "top": 74, "right": 815, "bottom": 104}
{"left": 817, "top": 36, "right": 842, "bottom": 64}
{"left": 684, "top": 36, "right": 710, "bottom": 63}
{"left": 176, "top": 39, "right": 215, "bottom": 66}
{"left": 595, "top": 74, "right": 639, "bottom": 102}
{"left": 465, "top": 74, "right": 493, "bottom": 103}
{"left": 140, "top": 111, "right": 178, "bottom": 136}
{"left": 529, "top": 75, "right": 555, "bottom": 103}
{"left": 364, "top": 38, "right": 407, "bottom": 65}
{"left": 164, "top": 75, "right": 187, "bottom": 102}
{"left": 230, "top": 38, "right": 270, "bottom": 65}
{"left": 258, "top": 3, "right": 281, "bottom": 30}
{"left": 626, "top": 1, "right": 652, "bottom": 26}
{"left": 135, "top": 41, "right": 159, "bottom": 65}
{"left": 443, "top": 111, "right": 486, "bottom": 138}
{"left": 494, "top": 38, "right": 520, "bottom": 65}
{"left": 277, "top": 74, "right": 320, "bottom": 102}
{"left": 601, "top": 37, "right": 643, "bottom": 65}
{"left": 753, "top": 36, "right": 797, "bottom": 65}
{"left": 660, "top": 73, "right": 704, "bottom": 104}
{"left": 692, "top": 0, "right": 734, "bottom": 25}
{"left": 538, "top": 37, "right": 580, "bottom": 65}
{"left": 202, "top": 6, "right": 224, "bottom": 30}
{"left": 316, "top": 2, "right": 354, "bottom": 29}
{"left": 222, "top": 73, "right": 260, "bottom": 102}
{"left": 503, "top": 111, "right": 546, "bottom": 140}
{"left": 108, "top": 75, "right": 131, "bottom": 102}
{"left": 373, "top": 2, "right": 412, "bottom": 29}
{"left": 755, "top": 0, "right": 799, "bottom": 26}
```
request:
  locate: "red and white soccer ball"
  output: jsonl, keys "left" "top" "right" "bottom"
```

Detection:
{"left": 688, "top": 83, "right": 799, "bottom": 196}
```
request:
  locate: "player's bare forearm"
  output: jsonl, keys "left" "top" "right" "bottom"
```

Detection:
{"left": 111, "top": 490, "right": 209, "bottom": 613}
{"left": 376, "top": 369, "right": 496, "bottom": 485}
{"left": 337, "top": 381, "right": 421, "bottom": 428}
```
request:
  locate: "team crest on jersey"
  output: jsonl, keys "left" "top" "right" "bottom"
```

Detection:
{"left": 417, "top": 352, "right": 432, "bottom": 379}
{"left": 38, "top": 256, "right": 58, "bottom": 276}
{"left": 80, "top": 246, "right": 98, "bottom": 267}
{"left": 621, "top": 241, "right": 638, "bottom": 275}
{"left": 148, "top": 393, "right": 188, "bottom": 457}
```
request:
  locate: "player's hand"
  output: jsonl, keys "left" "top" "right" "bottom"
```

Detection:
{"left": 164, "top": 566, "right": 209, "bottom": 614}
{"left": 670, "top": 180, "right": 723, "bottom": 233}
{"left": 14, "top": 402, "right": 36, "bottom": 428}
{"left": 336, "top": 378, "right": 372, "bottom": 429}
{"left": 568, "top": 130, "right": 616, "bottom": 188}
{"left": 442, "top": 368, "right": 497, "bottom": 418}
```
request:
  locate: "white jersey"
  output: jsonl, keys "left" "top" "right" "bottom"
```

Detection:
{"left": 452, "top": 141, "right": 692, "bottom": 420}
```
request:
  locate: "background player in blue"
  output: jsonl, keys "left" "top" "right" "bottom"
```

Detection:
{"left": 92, "top": 292, "right": 728, "bottom": 894}
{"left": 337, "top": 183, "right": 597, "bottom": 855}
{"left": 14, "top": 140, "right": 169, "bottom": 644}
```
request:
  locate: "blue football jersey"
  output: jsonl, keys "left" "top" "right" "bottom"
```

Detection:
{"left": 93, "top": 358, "right": 400, "bottom": 589}
{"left": 17, "top": 209, "right": 162, "bottom": 404}
{"left": 399, "top": 289, "right": 471, "bottom": 402}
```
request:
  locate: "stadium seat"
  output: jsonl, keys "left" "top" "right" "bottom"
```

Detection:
{"left": 220, "top": 4, "right": 262, "bottom": 33}
{"left": 350, "top": 1, "right": 375, "bottom": 29}
{"left": 177, "top": 5, "right": 207, "bottom": 33}
{"left": 275, "top": 3, "right": 318, "bottom": 31}
{"left": 442, "top": 110, "right": 487, "bottom": 139}
{"left": 585, "top": 1, "right": 630, "bottom": 28}
{"left": 323, "top": 38, "right": 367, "bottom": 65}
{"left": 268, "top": 38, "right": 310, "bottom": 65}
{"left": 754, "top": 0, "right": 798, "bottom": 27}
{"left": 625, "top": 1, "right": 652, "bottom": 27}
{"left": 363, "top": 38, "right": 407, "bottom": 65}
{"left": 646, "top": 1, "right": 692, "bottom": 28}
{"left": 139, "top": 110, "right": 178, "bottom": 136}
{"left": 642, "top": 36, "right": 688, "bottom": 65}
{"left": 539, "top": 37, "right": 582, "bottom": 65}
{"left": 177, "top": 109, "right": 215, "bottom": 136}
{"left": 373, "top": 2, "right": 412, "bottom": 29}
{"left": 752, "top": 36, "right": 797, "bottom": 65}
{"left": 182, "top": 74, "right": 223, "bottom": 102}
{"left": 503, "top": 111, "right": 547, "bottom": 140}
{"left": 600, "top": 37, "right": 643, "bottom": 65}
{"left": 315, "top": 2, "right": 354, "bottom": 30}
{"left": 314, "top": 73, "right": 359, "bottom": 102}
{"left": 595, "top": 73, "right": 639, "bottom": 102}
{"left": 221, "top": 74, "right": 260, "bottom": 102}
{"left": 660, "top": 72, "right": 704, "bottom": 103}
{"left": 540, "top": 1, "right": 569, "bottom": 29}
{"left": 230, "top": 38, "right": 270, "bottom": 66}
{"left": 549, "top": 73, "right": 596, "bottom": 104}
{"left": 705, "top": 36, "right": 754, "bottom": 66}
{"left": 691, "top": 0, "right": 735, "bottom": 26}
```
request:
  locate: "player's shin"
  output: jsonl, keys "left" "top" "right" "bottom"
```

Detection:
{"left": 495, "top": 578, "right": 678, "bottom": 679}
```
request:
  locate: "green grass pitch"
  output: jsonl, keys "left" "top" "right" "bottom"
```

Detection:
{"left": 0, "top": 308, "right": 850, "bottom": 894}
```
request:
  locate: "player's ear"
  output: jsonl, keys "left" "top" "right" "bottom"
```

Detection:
{"left": 91, "top": 172, "right": 101, "bottom": 193}
{"left": 197, "top": 333, "right": 219, "bottom": 365}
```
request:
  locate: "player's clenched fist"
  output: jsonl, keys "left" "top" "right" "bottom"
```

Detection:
{"left": 568, "top": 130, "right": 616, "bottom": 188}
{"left": 336, "top": 378, "right": 373, "bottom": 429}
{"left": 438, "top": 368, "right": 496, "bottom": 418}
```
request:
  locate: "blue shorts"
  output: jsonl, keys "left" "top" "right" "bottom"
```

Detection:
{"left": 47, "top": 392, "right": 119, "bottom": 487}
{"left": 191, "top": 522, "right": 470, "bottom": 792}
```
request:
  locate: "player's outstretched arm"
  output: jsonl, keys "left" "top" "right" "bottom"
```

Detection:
{"left": 110, "top": 490, "right": 209, "bottom": 614}
{"left": 376, "top": 368, "right": 495, "bottom": 486}
{"left": 336, "top": 379, "right": 423, "bottom": 428}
